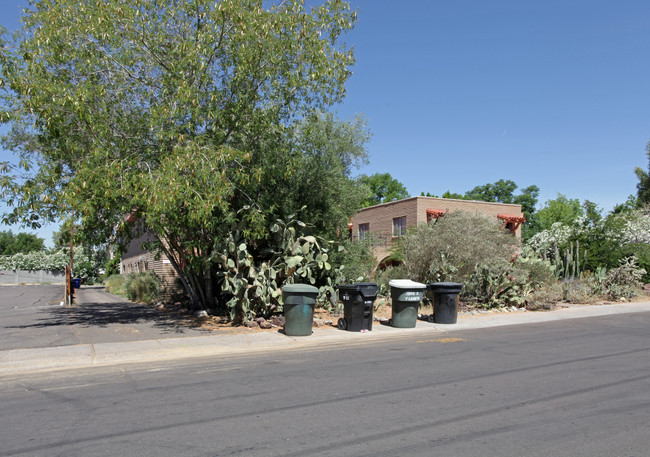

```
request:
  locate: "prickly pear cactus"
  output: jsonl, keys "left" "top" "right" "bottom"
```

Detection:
{"left": 214, "top": 211, "right": 340, "bottom": 323}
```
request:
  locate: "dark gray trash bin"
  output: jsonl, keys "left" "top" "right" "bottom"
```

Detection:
{"left": 336, "top": 283, "right": 379, "bottom": 332}
{"left": 427, "top": 282, "right": 463, "bottom": 324}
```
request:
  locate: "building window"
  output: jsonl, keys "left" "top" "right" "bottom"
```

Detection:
{"left": 358, "top": 223, "right": 370, "bottom": 240}
{"left": 393, "top": 216, "right": 407, "bottom": 237}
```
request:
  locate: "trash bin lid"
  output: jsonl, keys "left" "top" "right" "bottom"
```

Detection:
{"left": 336, "top": 283, "right": 379, "bottom": 295}
{"left": 357, "top": 282, "right": 379, "bottom": 298}
{"left": 389, "top": 279, "right": 426, "bottom": 289}
{"left": 336, "top": 284, "right": 359, "bottom": 292}
{"left": 282, "top": 283, "right": 319, "bottom": 294}
{"left": 427, "top": 282, "right": 463, "bottom": 292}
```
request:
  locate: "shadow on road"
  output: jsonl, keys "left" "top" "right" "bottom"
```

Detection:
{"left": 6, "top": 286, "right": 210, "bottom": 335}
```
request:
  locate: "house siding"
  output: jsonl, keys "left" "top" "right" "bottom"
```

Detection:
{"left": 120, "top": 233, "right": 180, "bottom": 297}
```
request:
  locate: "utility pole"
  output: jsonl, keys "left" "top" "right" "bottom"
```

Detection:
{"left": 68, "top": 221, "right": 74, "bottom": 304}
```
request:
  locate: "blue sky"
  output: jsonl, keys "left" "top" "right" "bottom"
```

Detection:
{"left": 1, "top": 0, "right": 649, "bottom": 246}
{"left": 337, "top": 0, "right": 649, "bottom": 207}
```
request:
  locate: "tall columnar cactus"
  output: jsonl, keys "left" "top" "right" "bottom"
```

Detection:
{"left": 545, "top": 240, "right": 583, "bottom": 280}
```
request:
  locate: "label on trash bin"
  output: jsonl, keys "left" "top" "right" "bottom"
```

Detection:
{"left": 403, "top": 291, "right": 422, "bottom": 301}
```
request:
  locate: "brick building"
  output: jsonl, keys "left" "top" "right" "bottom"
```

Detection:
{"left": 350, "top": 196, "right": 525, "bottom": 267}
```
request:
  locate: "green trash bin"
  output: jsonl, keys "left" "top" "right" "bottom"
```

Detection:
{"left": 389, "top": 279, "right": 426, "bottom": 328}
{"left": 282, "top": 283, "right": 319, "bottom": 336}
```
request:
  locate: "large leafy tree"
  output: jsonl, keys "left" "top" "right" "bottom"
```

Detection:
{"left": 464, "top": 179, "right": 539, "bottom": 219}
{"left": 284, "top": 112, "right": 370, "bottom": 238}
{"left": 454, "top": 179, "right": 539, "bottom": 238}
{"left": 0, "top": 230, "right": 45, "bottom": 255}
{"left": 357, "top": 172, "right": 409, "bottom": 207}
{"left": 0, "top": 0, "right": 357, "bottom": 309}
{"left": 534, "top": 194, "right": 584, "bottom": 232}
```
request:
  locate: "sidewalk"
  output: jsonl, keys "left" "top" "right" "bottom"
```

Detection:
{"left": 2, "top": 285, "right": 649, "bottom": 375}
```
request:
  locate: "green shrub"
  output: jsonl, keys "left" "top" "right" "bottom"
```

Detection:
{"left": 463, "top": 263, "right": 529, "bottom": 309}
{"left": 562, "top": 278, "right": 599, "bottom": 304}
{"left": 123, "top": 272, "right": 162, "bottom": 304}
{"left": 331, "top": 237, "right": 376, "bottom": 284}
{"left": 374, "top": 264, "right": 409, "bottom": 297}
{"left": 528, "top": 281, "right": 563, "bottom": 309}
{"left": 604, "top": 256, "right": 646, "bottom": 300}
{"left": 104, "top": 253, "right": 121, "bottom": 278}
{"left": 0, "top": 250, "right": 68, "bottom": 271}
{"left": 513, "top": 248, "right": 558, "bottom": 285}
{"left": 400, "top": 211, "right": 520, "bottom": 284}
{"left": 104, "top": 274, "right": 127, "bottom": 297}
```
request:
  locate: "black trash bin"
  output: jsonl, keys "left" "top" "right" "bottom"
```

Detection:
{"left": 427, "top": 282, "right": 463, "bottom": 324}
{"left": 336, "top": 283, "right": 379, "bottom": 332}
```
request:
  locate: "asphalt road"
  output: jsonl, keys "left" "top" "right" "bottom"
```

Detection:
{"left": 1, "top": 311, "right": 649, "bottom": 457}
{"left": 0, "top": 285, "right": 210, "bottom": 350}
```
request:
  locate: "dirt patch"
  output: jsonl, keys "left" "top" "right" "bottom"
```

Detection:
{"left": 161, "top": 290, "right": 650, "bottom": 336}
{"left": 172, "top": 296, "right": 435, "bottom": 335}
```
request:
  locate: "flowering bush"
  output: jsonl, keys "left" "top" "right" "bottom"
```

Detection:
{"left": 527, "top": 222, "right": 576, "bottom": 254}
{"left": 0, "top": 246, "right": 107, "bottom": 282}
{"left": 0, "top": 250, "right": 68, "bottom": 271}
{"left": 618, "top": 211, "right": 650, "bottom": 245}
{"left": 526, "top": 206, "right": 650, "bottom": 281}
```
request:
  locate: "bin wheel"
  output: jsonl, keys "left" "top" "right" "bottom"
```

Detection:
{"left": 427, "top": 314, "right": 435, "bottom": 323}
{"left": 337, "top": 318, "right": 347, "bottom": 330}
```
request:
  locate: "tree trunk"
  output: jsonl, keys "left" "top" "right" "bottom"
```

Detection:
{"left": 204, "top": 268, "right": 213, "bottom": 309}
{"left": 158, "top": 236, "right": 205, "bottom": 310}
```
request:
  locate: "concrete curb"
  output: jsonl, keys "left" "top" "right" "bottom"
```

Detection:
{"left": 2, "top": 300, "right": 649, "bottom": 376}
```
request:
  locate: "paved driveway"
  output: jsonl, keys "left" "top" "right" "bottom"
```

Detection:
{"left": 0, "top": 285, "right": 211, "bottom": 351}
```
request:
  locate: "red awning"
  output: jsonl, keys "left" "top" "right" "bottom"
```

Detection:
{"left": 497, "top": 214, "right": 526, "bottom": 223}
{"left": 426, "top": 209, "right": 447, "bottom": 220}
{"left": 497, "top": 214, "right": 526, "bottom": 234}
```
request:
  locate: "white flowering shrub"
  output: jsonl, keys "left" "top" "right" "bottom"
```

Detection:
{"left": 0, "top": 246, "right": 106, "bottom": 282}
{"left": 0, "top": 250, "right": 68, "bottom": 271}
{"left": 619, "top": 211, "right": 650, "bottom": 245}
{"left": 527, "top": 222, "right": 575, "bottom": 255}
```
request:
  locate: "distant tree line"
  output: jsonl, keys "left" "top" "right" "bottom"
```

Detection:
{"left": 0, "top": 230, "right": 44, "bottom": 256}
